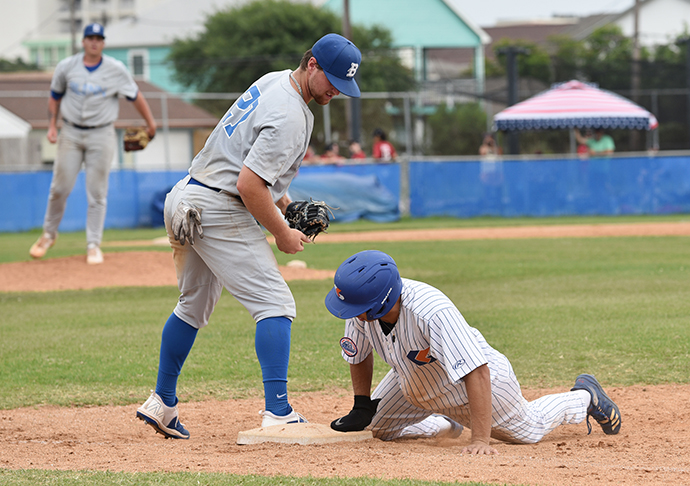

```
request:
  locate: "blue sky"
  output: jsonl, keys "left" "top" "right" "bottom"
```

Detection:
{"left": 452, "top": 0, "right": 635, "bottom": 26}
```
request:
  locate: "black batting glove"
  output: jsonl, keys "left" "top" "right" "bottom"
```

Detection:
{"left": 330, "top": 395, "right": 381, "bottom": 432}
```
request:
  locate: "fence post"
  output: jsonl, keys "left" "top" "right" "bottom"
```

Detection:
{"left": 404, "top": 93, "right": 412, "bottom": 155}
{"left": 399, "top": 155, "right": 410, "bottom": 218}
{"left": 161, "top": 92, "right": 170, "bottom": 171}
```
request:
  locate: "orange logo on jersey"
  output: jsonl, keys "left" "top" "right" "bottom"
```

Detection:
{"left": 406, "top": 347, "right": 437, "bottom": 366}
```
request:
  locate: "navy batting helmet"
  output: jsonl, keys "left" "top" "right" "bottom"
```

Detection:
{"left": 325, "top": 250, "right": 402, "bottom": 320}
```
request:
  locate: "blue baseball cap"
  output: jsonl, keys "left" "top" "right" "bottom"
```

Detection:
{"left": 83, "top": 23, "right": 105, "bottom": 38}
{"left": 311, "top": 33, "right": 361, "bottom": 98}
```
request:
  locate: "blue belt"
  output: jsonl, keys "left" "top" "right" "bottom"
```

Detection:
{"left": 188, "top": 177, "right": 222, "bottom": 193}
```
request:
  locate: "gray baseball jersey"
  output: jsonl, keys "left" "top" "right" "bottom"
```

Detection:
{"left": 51, "top": 53, "right": 139, "bottom": 127}
{"left": 339, "top": 278, "right": 588, "bottom": 443}
{"left": 189, "top": 70, "right": 313, "bottom": 201}
{"left": 166, "top": 70, "right": 314, "bottom": 328}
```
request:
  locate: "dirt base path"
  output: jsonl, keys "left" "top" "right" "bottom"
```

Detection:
{"left": 1, "top": 385, "right": 688, "bottom": 485}
{"left": 2, "top": 221, "right": 690, "bottom": 485}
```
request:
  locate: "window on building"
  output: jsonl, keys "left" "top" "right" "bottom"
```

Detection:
{"left": 128, "top": 50, "right": 149, "bottom": 80}
{"left": 43, "top": 47, "right": 54, "bottom": 67}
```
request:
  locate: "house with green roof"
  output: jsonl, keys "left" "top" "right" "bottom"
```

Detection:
{"left": 101, "top": 0, "right": 490, "bottom": 95}
{"left": 322, "top": 0, "right": 490, "bottom": 94}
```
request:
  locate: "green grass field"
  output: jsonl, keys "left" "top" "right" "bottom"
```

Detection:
{"left": 2, "top": 215, "right": 689, "bottom": 485}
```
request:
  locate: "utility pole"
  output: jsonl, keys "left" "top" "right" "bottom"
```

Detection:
{"left": 342, "top": 0, "right": 361, "bottom": 144}
{"left": 631, "top": 0, "right": 642, "bottom": 150}
{"left": 69, "top": 0, "right": 78, "bottom": 55}
{"left": 497, "top": 46, "right": 528, "bottom": 155}
{"left": 686, "top": 39, "right": 690, "bottom": 148}
{"left": 679, "top": 37, "right": 690, "bottom": 148}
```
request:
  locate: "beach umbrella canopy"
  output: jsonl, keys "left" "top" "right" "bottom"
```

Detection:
{"left": 493, "top": 80, "right": 659, "bottom": 132}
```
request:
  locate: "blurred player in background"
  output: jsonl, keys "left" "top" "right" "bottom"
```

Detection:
{"left": 30, "top": 23, "right": 156, "bottom": 265}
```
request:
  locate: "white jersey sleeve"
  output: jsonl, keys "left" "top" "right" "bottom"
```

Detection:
{"left": 340, "top": 317, "right": 373, "bottom": 364}
{"left": 428, "top": 307, "right": 489, "bottom": 383}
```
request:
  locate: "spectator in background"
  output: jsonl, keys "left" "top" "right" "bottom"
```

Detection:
{"left": 576, "top": 129, "right": 592, "bottom": 159}
{"left": 479, "top": 132, "right": 502, "bottom": 157}
{"left": 302, "top": 144, "right": 318, "bottom": 165}
{"left": 320, "top": 142, "right": 345, "bottom": 164}
{"left": 574, "top": 128, "right": 615, "bottom": 157}
{"left": 372, "top": 128, "right": 397, "bottom": 162}
{"left": 348, "top": 140, "right": 366, "bottom": 159}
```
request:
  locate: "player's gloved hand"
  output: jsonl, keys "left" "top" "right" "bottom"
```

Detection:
{"left": 171, "top": 199, "right": 203, "bottom": 246}
{"left": 330, "top": 395, "right": 381, "bottom": 432}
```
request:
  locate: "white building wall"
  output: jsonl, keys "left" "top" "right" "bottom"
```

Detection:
{"left": 0, "top": 0, "right": 167, "bottom": 63}
{"left": 0, "top": 0, "right": 40, "bottom": 60}
{"left": 124, "top": 129, "right": 193, "bottom": 170}
{"left": 616, "top": 0, "right": 690, "bottom": 46}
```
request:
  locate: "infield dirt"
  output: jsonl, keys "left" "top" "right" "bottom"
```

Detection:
{"left": 1, "top": 222, "right": 689, "bottom": 485}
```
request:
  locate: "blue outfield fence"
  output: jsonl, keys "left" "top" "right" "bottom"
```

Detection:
{"left": 409, "top": 155, "right": 690, "bottom": 218}
{"left": 2, "top": 154, "right": 689, "bottom": 233}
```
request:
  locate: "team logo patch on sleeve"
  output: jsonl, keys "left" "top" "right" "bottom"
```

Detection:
{"left": 340, "top": 337, "right": 358, "bottom": 357}
{"left": 407, "top": 347, "right": 437, "bottom": 366}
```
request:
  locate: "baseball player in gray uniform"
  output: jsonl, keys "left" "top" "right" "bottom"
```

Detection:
{"left": 326, "top": 250, "right": 621, "bottom": 454}
{"left": 136, "top": 34, "right": 362, "bottom": 439}
{"left": 29, "top": 22, "right": 157, "bottom": 265}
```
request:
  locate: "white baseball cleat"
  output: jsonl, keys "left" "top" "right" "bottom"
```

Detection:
{"left": 398, "top": 413, "right": 464, "bottom": 439}
{"left": 136, "top": 391, "right": 190, "bottom": 439}
{"left": 29, "top": 232, "right": 56, "bottom": 259}
{"left": 433, "top": 414, "right": 464, "bottom": 439}
{"left": 86, "top": 244, "right": 103, "bottom": 265}
{"left": 260, "top": 408, "right": 308, "bottom": 427}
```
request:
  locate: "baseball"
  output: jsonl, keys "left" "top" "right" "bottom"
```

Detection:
{"left": 286, "top": 259, "right": 307, "bottom": 269}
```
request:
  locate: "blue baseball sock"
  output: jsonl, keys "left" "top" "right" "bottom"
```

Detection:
{"left": 255, "top": 316, "right": 292, "bottom": 416}
{"left": 156, "top": 313, "right": 198, "bottom": 407}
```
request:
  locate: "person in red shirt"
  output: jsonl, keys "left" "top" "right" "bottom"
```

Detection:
{"left": 320, "top": 142, "right": 345, "bottom": 164}
{"left": 372, "top": 128, "right": 397, "bottom": 162}
{"left": 348, "top": 140, "right": 366, "bottom": 159}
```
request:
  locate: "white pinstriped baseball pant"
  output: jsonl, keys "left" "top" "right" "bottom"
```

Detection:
{"left": 370, "top": 354, "right": 588, "bottom": 443}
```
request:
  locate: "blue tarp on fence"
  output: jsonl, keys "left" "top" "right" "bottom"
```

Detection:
{"left": 2, "top": 154, "right": 689, "bottom": 233}
{"left": 290, "top": 170, "right": 399, "bottom": 223}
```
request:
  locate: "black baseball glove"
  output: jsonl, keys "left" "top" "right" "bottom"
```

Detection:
{"left": 331, "top": 395, "right": 381, "bottom": 432}
{"left": 284, "top": 198, "right": 334, "bottom": 241}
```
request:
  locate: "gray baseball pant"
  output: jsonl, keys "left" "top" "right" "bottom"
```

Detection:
{"left": 42, "top": 123, "right": 116, "bottom": 247}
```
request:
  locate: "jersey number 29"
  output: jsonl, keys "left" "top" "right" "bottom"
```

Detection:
{"left": 222, "top": 85, "right": 261, "bottom": 138}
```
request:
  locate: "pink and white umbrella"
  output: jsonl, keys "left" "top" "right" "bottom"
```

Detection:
{"left": 493, "top": 80, "right": 659, "bottom": 132}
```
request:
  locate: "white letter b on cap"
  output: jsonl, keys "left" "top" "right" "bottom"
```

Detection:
{"left": 346, "top": 63, "right": 359, "bottom": 78}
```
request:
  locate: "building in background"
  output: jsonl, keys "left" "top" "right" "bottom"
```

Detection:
{"left": 102, "top": 0, "right": 248, "bottom": 93}
{"left": 0, "top": 72, "right": 217, "bottom": 169}
{"left": 0, "top": 0, "right": 165, "bottom": 68}
{"left": 104, "top": 0, "right": 492, "bottom": 95}
{"left": 323, "top": 0, "right": 491, "bottom": 97}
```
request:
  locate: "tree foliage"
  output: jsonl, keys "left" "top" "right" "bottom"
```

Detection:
{"left": 0, "top": 57, "right": 39, "bottom": 72}
{"left": 487, "top": 25, "right": 690, "bottom": 151}
{"left": 489, "top": 38, "right": 552, "bottom": 85}
{"left": 426, "top": 103, "right": 487, "bottom": 155}
{"left": 491, "top": 24, "right": 687, "bottom": 92}
{"left": 167, "top": 0, "right": 415, "bottom": 94}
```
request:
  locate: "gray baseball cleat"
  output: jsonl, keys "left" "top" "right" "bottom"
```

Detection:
{"left": 136, "top": 391, "right": 190, "bottom": 439}
{"left": 571, "top": 374, "right": 621, "bottom": 435}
